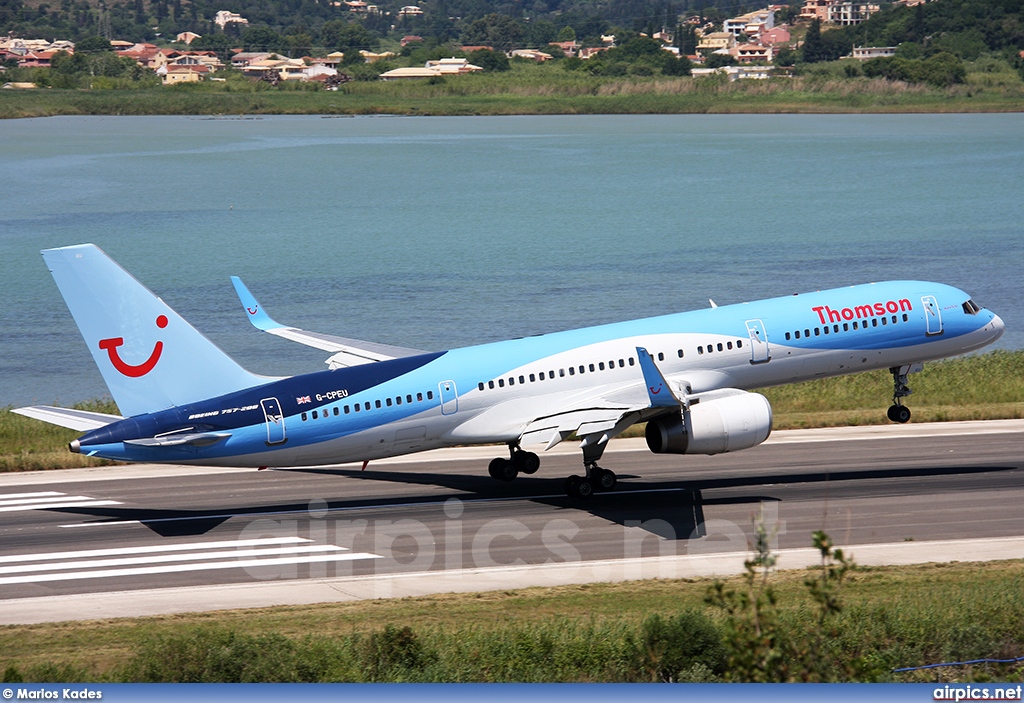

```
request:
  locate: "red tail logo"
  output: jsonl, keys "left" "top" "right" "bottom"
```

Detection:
{"left": 98, "top": 315, "right": 167, "bottom": 377}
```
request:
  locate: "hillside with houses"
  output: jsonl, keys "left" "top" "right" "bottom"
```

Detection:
{"left": 2, "top": 0, "right": 1022, "bottom": 90}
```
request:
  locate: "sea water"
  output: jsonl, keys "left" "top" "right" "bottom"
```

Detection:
{"left": 1, "top": 113, "right": 1021, "bottom": 407}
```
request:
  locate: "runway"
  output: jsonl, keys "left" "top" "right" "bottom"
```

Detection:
{"left": 1, "top": 420, "right": 1022, "bottom": 624}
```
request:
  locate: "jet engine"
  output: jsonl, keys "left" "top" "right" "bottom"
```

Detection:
{"left": 644, "top": 389, "right": 772, "bottom": 455}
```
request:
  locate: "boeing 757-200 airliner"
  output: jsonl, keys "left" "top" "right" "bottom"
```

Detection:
{"left": 15, "top": 244, "right": 1005, "bottom": 498}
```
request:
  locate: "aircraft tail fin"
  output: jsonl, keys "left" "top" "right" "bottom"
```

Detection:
{"left": 42, "top": 244, "right": 271, "bottom": 417}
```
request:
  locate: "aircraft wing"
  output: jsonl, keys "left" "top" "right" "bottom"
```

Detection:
{"left": 518, "top": 347, "right": 688, "bottom": 450}
{"left": 230, "top": 277, "right": 425, "bottom": 369}
{"left": 12, "top": 405, "right": 123, "bottom": 431}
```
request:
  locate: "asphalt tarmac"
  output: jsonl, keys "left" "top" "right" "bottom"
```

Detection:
{"left": 1, "top": 420, "right": 1021, "bottom": 623}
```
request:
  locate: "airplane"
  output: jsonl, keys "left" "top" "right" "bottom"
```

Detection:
{"left": 15, "top": 244, "right": 1005, "bottom": 498}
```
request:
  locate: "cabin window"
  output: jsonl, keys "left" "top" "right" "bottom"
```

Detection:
{"left": 804, "top": 329, "right": 810, "bottom": 337}
{"left": 529, "top": 373, "right": 535, "bottom": 382}
{"left": 478, "top": 382, "right": 485, "bottom": 391}
{"left": 427, "top": 391, "right": 434, "bottom": 400}
{"left": 794, "top": 331, "right": 800, "bottom": 339}
{"left": 727, "top": 341, "right": 734, "bottom": 349}
{"left": 823, "top": 327, "right": 829, "bottom": 335}
{"left": 301, "top": 412, "right": 308, "bottom": 421}
{"left": 569, "top": 367, "right": 575, "bottom": 376}
{"left": 407, "top": 395, "right": 413, "bottom": 404}
{"left": 488, "top": 381, "right": 494, "bottom": 389}
{"left": 785, "top": 333, "right": 791, "bottom": 341}
{"left": 813, "top": 329, "right": 820, "bottom": 337}
{"left": 698, "top": 346, "right": 704, "bottom": 354}
{"left": 312, "top": 410, "right": 318, "bottom": 419}
{"left": 387, "top": 398, "right": 393, "bottom": 407}
{"left": 852, "top": 322, "right": 859, "bottom": 330}
{"left": 629, "top": 357, "right": 635, "bottom": 366}
{"left": 902, "top": 314, "right": 909, "bottom": 322}
{"left": 599, "top": 362, "right": 605, "bottom": 370}
{"left": 539, "top": 372, "right": 545, "bottom": 380}
{"left": 509, "top": 377, "right": 515, "bottom": 386}
{"left": 375, "top": 400, "right": 382, "bottom": 409}
{"left": 559, "top": 369, "right": 565, "bottom": 377}
{"left": 354, "top": 404, "right": 361, "bottom": 413}
{"left": 737, "top": 340, "right": 743, "bottom": 348}
{"left": 657, "top": 352, "right": 665, "bottom": 361}
{"left": 334, "top": 407, "right": 340, "bottom": 416}
{"left": 677, "top": 350, "right": 684, "bottom": 358}
{"left": 589, "top": 364, "right": 595, "bottom": 372}
{"left": 417, "top": 392, "right": 424, "bottom": 401}
{"left": 619, "top": 359, "right": 625, "bottom": 367}
{"left": 717, "top": 343, "right": 723, "bottom": 352}
{"left": 344, "top": 405, "right": 350, "bottom": 414}
{"left": 578, "top": 365, "right": 584, "bottom": 374}
{"left": 499, "top": 379, "right": 505, "bottom": 387}
{"left": 843, "top": 323, "right": 849, "bottom": 332}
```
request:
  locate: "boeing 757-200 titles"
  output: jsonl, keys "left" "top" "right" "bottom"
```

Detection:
{"left": 15, "top": 244, "right": 1005, "bottom": 498}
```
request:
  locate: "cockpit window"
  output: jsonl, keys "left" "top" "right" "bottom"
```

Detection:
{"left": 962, "top": 299, "right": 981, "bottom": 315}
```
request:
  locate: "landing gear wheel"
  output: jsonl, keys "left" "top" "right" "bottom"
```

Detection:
{"left": 564, "top": 475, "right": 594, "bottom": 499}
{"left": 888, "top": 404, "right": 911, "bottom": 424}
{"left": 488, "top": 457, "right": 518, "bottom": 482}
{"left": 512, "top": 450, "right": 540, "bottom": 475}
{"left": 591, "top": 467, "right": 617, "bottom": 491}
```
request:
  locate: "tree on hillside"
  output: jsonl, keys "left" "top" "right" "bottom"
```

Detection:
{"left": 320, "top": 20, "right": 377, "bottom": 53}
{"left": 469, "top": 47, "right": 510, "bottom": 70}
{"left": 802, "top": 18, "right": 826, "bottom": 63}
{"left": 75, "top": 36, "right": 112, "bottom": 53}
{"left": 460, "top": 13, "right": 526, "bottom": 50}
{"left": 242, "top": 26, "right": 288, "bottom": 53}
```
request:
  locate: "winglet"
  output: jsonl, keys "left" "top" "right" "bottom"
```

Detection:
{"left": 230, "top": 276, "right": 284, "bottom": 332}
{"left": 636, "top": 347, "right": 682, "bottom": 408}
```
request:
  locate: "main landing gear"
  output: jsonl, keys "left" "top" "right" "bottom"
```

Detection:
{"left": 485, "top": 440, "right": 617, "bottom": 499}
{"left": 487, "top": 443, "right": 540, "bottom": 482}
{"left": 887, "top": 365, "right": 913, "bottom": 424}
{"left": 563, "top": 438, "right": 617, "bottom": 499}
{"left": 564, "top": 463, "right": 617, "bottom": 499}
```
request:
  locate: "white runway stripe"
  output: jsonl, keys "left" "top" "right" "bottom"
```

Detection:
{"left": 0, "top": 536, "right": 308, "bottom": 564}
{"left": 0, "top": 536, "right": 382, "bottom": 585}
{"left": 0, "top": 545, "right": 348, "bottom": 575}
{"left": 0, "top": 500, "right": 122, "bottom": 513}
{"left": 0, "top": 552, "right": 382, "bottom": 585}
{"left": 0, "top": 491, "right": 121, "bottom": 513}
{"left": 0, "top": 492, "right": 64, "bottom": 501}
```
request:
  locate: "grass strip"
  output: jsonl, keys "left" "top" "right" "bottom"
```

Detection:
{"left": 1, "top": 559, "right": 1023, "bottom": 682}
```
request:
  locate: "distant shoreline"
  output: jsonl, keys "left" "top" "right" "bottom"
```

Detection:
{"left": 3, "top": 78, "right": 1023, "bottom": 119}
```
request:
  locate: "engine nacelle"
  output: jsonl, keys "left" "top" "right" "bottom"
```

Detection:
{"left": 644, "top": 389, "right": 772, "bottom": 455}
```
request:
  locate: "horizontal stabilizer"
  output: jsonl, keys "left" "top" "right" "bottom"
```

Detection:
{"left": 230, "top": 276, "right": 425, "bottom": 368}
{"left": 12, "top": 405, "right": 122, "bottom": 432}
{"left": 124, "top": 432, "right": 231, "bottom": 448}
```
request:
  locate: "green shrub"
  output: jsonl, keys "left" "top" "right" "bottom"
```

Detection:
{"left": 636, "top": 611, "right": 725, "bottom": 681}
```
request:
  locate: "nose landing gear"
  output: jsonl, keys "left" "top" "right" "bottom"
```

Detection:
{"left": 887, "top": 365, "right": 913, "bottom": 423}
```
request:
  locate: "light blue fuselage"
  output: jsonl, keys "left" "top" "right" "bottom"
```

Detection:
{"left": 76, "top": 280, "right": 1004, "bottom": 467}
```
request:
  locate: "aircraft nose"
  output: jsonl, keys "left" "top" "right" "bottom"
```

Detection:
{"left": 989, "top": 312, "right": 1005, "bottom": 341}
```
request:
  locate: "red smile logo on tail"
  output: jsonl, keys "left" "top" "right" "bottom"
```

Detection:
{"left": 98, "top": 315, "right": 168, "bottom": 377}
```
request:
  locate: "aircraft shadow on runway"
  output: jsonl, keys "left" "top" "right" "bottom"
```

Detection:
{"left": 46, "top": 462, "right": 1018, "bottom": 539}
